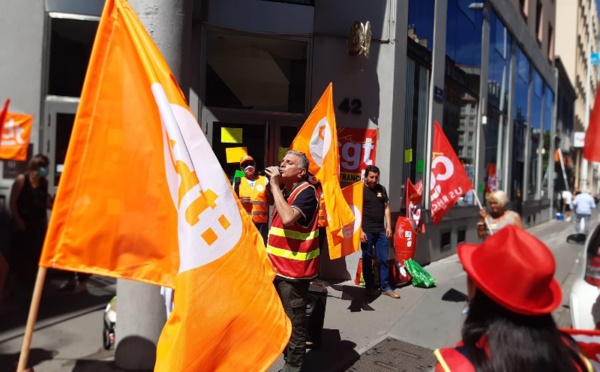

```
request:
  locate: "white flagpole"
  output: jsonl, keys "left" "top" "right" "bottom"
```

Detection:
{"left": 473, "top": 192, "right": 494, "bottom": 236}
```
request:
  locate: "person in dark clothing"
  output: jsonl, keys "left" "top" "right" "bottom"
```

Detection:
{"left": 9, "top": 154, "right": 53, "bottom": 289}
{"left": 361, "top": 165, "right": 399, "bottom": 299}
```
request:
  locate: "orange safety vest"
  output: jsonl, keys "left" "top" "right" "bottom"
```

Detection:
{"left": 267, "top": 182, "right": 320, "bottom": 280}
{"left": 239, "top": 176, "right": 268, "bottom": 224}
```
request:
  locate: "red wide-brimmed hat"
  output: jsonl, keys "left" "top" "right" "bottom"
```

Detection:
{"left": 457, "top": 224, "right": 562, "bottom": 315}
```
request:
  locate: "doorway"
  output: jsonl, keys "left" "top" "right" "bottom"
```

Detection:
{"left": 44, "top": 97, "right": 79, "bottom": 193}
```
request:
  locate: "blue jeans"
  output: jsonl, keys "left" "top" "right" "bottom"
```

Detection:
{"left": 361, "top": 231, "right": 391, "bottom": 292}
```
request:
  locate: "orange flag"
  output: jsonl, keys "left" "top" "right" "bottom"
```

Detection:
{"left": 0, "top": 109, "right": 33, "bottom": 161}
{"left": 38, "top": 0, "right": 290, "bottom": 370}
{"left": 327, "top": 181, "right": 363, "bottom": 259}
{"left": 290, "top": 84, "right": 355, "bottom": 258}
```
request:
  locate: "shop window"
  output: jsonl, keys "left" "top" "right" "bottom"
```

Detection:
{"left": 48, "top": 17, "right": 99, "bottom": 97}
{"left": 457, "top": 227, "right": 466, "bottom": 244}
{"left": 528, "top": 70, "right": 543, "bottom": 198}
{"left": 512, "top": 47, "right": 530, "bottom": 204}
{"left": 542, "top": 86, "right": 554, "bottom": 197}
{"left": 206, "top": 32, "right": 307, "bottom": 113}
{"left": 442, "top": 0, "right": 483, "bottom": 206}
{"left": 441, "top": 230, "right": 452, "bottom": 252}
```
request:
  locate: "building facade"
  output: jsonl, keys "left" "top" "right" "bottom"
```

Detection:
{"left": 0, "top": 0, "right": 575, "bottom": 276}
{"left": 555, "top": 0, "right": 599, "bottom": 193}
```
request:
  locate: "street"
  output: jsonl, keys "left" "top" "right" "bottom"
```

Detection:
{"left": 0, "top": 215, "right": 589, "bottom": 372}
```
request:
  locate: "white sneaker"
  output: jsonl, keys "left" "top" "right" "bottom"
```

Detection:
{"left": 566, "top": 217, "right": 572, "bottom": 222}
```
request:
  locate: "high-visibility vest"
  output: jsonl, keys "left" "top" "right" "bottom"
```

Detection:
{"left": 267, "top": 182, "right": 320, "bottom": 280}
{"left": 239, "top": 176, "right": 268, "bottom": 223}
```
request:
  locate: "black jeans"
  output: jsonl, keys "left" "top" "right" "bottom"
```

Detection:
{"left": 275, "top": 278, "right": 310, "bottom": 372}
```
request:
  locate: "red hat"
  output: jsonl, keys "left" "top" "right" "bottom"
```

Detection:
{"left": 240, "top": 155, "right": 254, "bottom": 165}
{"left": 457, "top": 225, "right": 562, "bottom": 315}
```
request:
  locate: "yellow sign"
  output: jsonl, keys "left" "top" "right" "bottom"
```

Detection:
{"left": 278, "top": 147, "right": 288, "bottom": 161}
{"left": 226, "top": 147, "right": 248, "bottom": 163}
{"left": 404, "top": 148, "right": 413, "bottom": 163}
{"left": 221, "top": 127, "right": 243, "bottom": 144}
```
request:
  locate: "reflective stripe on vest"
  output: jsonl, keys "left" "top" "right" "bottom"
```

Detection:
{"left": 239, "top": 176, "right": 268, "bottom": 223}
{"left": 267, "top": 182, "right": 320, "bottom": 280}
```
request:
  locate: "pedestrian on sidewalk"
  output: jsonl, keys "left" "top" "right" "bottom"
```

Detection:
{"left": 477, "top": 190, "right": 522, "bottom": 239}
{"left": 360, "top": 165, "right": 399, "bottom": 299}
{"left": 265, "top": 150, "right": 319, "bottom": 372}
{"left": 562, "top": 189, "right": 573, "bottom": 222}
{"left": 434, "top": 225, "right": 592, "bottom": 371}
{"left": 573, "top": 189, "right": 596, "bottom": 235}
{"left": 9, "top": 154, "right": 53, "bottom": 290}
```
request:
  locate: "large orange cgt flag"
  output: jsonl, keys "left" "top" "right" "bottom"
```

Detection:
{"left": 327, "top": 181, "right": 363, "bottom": 259}
{"left": 290, "top": 84, "right": 355, "bottom": 258}
{"left": 38, "top": 0, "right": 290, "bottom": 370}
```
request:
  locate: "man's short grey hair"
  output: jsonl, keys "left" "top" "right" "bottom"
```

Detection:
{"left": 286, "top": 150, "right": 309, "bottom": 171}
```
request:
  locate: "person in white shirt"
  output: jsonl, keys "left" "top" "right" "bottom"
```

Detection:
{"left": 561, "top": 190, "right": 573, "bottom": 222}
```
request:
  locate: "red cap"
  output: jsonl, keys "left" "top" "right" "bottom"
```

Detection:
{"left": 457, "top": 225, "right": 561, "bottom": 315}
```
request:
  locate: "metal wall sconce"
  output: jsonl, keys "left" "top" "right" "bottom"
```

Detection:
{"left": 347, "top": 21, "right": 372, "bottom": 58}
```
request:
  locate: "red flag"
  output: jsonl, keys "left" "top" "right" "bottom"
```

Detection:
{"left": 405, "top": 178, "right": 424, "bottom": 233}
{"left": 430, "top": 121, "right": 474, "bottom": 224}
{"left": 0, "top": 99, "right": 9, "bottom": 147}
{"left": 584, "top": 87, "right": 600, "bottom": 162}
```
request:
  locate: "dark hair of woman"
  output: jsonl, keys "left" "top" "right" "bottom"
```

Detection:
{"left": 27, "top": 154, "right": 50, "bottom": 171}
{"left": 462, "top": 290, "right": 587, "bottom": 372}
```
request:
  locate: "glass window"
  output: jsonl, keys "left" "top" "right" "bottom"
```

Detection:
{"left": 205, "top": 32, "right": 307, "bottom": 113}
{"left": 442, "top": 0, "right": 483, "bottom": 206}
{"left": 408, "top": 0, "right": 435, "bottom": 51}
{"left": 512, "top": 47, "right": 529, "bottom": 203}
{"left": 542, "top": 85, "right": 554, "bottom": 197}
{"left": 485, "top": 10, "right": 511, "bottom": 198}
{"left": 48, "top": 18, "right": 99, "bottom": 97}
{"left": 528, "top": 70, "right": 543, "bottom": 197}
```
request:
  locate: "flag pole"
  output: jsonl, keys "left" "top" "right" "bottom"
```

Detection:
{"left": 17, "top": 267, "right": 47, "bottom": 372}
{"left": 473, "top": 192, "right": 494, "bottom": 236}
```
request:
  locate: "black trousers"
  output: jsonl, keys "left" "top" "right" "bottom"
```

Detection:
{"left": 274, "top": 278, "right": 310, "bottom": 372}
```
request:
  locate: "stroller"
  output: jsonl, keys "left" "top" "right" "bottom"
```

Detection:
{"left": 103, "top": 296, "right": 117, "bottom": 350}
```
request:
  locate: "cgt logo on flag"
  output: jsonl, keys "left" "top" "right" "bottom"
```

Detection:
{"left": 160, "top": 99, "right": 242, "bottom": 273}
{"left": 310, "top": 117, "right": 332, "bottom": 168}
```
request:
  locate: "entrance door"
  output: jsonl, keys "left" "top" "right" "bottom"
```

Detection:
{"left": 205, "top": 110, "right": 305, "bottom": 183}
{"left": 44, "top": 97, "right": 79, "bottom": 193}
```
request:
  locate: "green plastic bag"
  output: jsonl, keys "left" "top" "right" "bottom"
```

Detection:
{"left": 403, "top": 258, "right": 436, "bottom": 288}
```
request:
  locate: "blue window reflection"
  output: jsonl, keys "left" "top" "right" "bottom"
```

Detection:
{"left": 528, "top": 70, "right": 543, "bottom": 196}
{"left": 485, "top": 10, "right": 511, "bottom": 196}
{"left": 446, "top": 0, "right": 483, "bottom": 69}
{"left": 512, "top": 47, "right": 529, "bottom": 202}
{"left": 408, "top": 0, "right": 435, "bottom": 51}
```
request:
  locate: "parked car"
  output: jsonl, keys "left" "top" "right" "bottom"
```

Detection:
{"left": 567, "top": 225, "right": 600, "bottom": 330}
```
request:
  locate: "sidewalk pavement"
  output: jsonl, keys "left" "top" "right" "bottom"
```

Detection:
{"left": 0, "top": 215, "right": 584, "bottom": 372}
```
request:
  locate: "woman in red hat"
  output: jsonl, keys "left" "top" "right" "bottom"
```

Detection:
{"left": 434, "top": 225, "right": 592, "bottom": 371}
